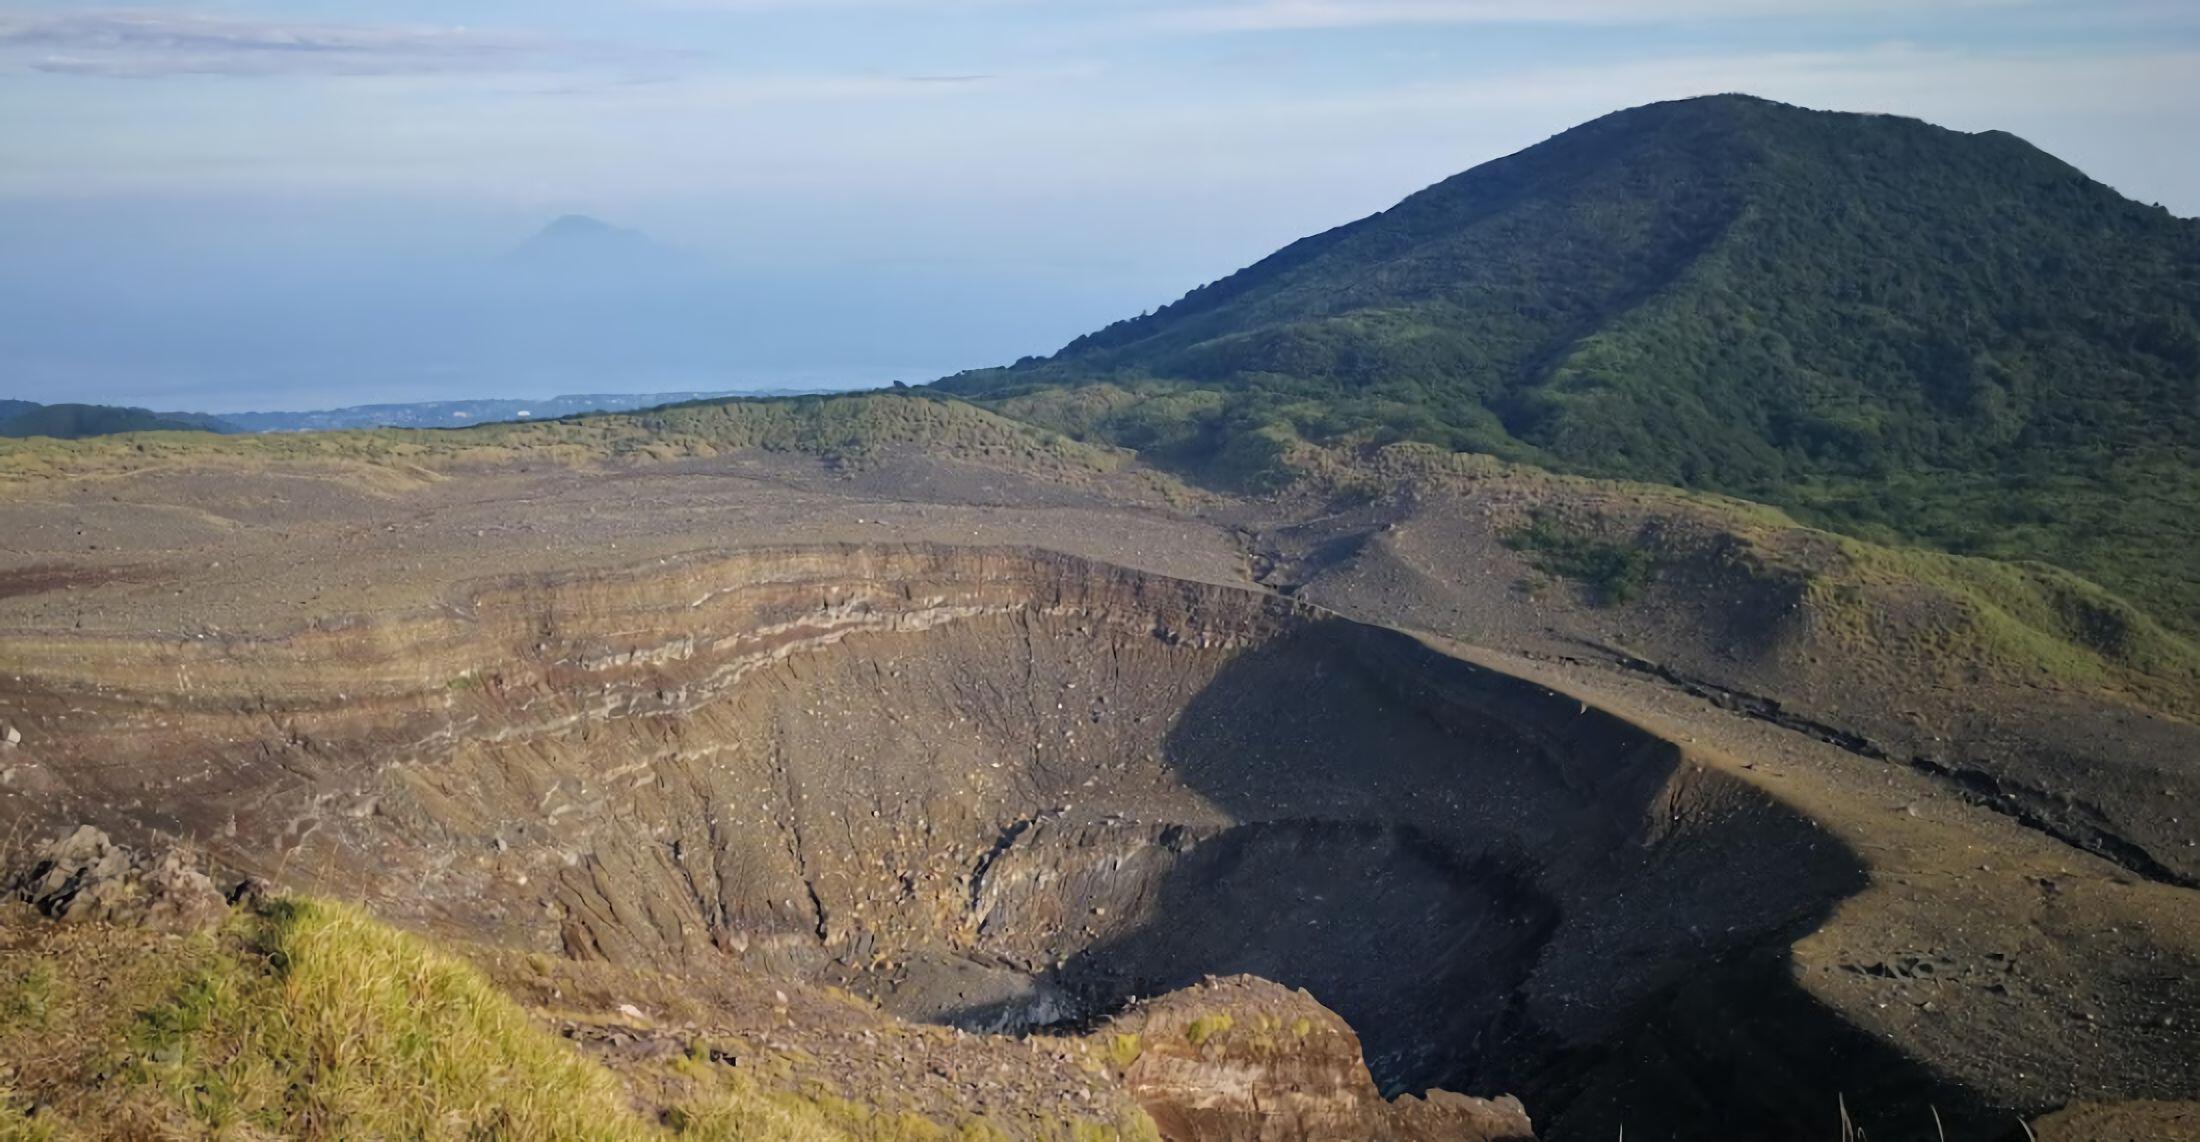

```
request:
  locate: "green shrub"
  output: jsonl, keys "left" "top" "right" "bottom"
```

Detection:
{"left": 1184, "top": 1013, "right": 1234, "bottom": 1048}
{"left": 1504, "top": 514, "right": 1657, "bottom": 605}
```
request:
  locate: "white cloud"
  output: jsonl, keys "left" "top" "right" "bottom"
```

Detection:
{"left": 1148, "top": 0, "right": 2032, "bottom": 32}
{"left": 642, "top": 0, "right": 2028, "bottom": 16}
{"left": 1331, "top": 42, "right": 2200, "bottom": 121}
{"left": 0, "top": 10, "right": 660, "bottom": 78}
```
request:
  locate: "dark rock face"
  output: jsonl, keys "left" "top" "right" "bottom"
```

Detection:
{"left": 8, "top": 826, "right": 227, "bottom": 932}
{"left": 955, "top": 816, "right": 1557, "bottom": 1095}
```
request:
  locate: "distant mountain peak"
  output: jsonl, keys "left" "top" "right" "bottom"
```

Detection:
{"left": 504, "top": 214, "right": 687, "bottom": 277}
{"left": 535, "top": 214, "right": 640, "bottom": 242}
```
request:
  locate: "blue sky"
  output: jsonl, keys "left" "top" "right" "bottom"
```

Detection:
{"left": 2, "top": 1, "right": 2197, "bottom": 410}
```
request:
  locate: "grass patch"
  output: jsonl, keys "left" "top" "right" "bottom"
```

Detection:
{"left": 4, "top": 901, "right": 1153, "bottom": 1141}
{"left": 1184, "top": 1013, "right": 1234, "bottom": 1049}
{"left": 0, "top": 899, "right": 853, "bottom": 1140}
{"left": 129, "top": 898, "right": 648, "bottom": 1138}
{"left": 1336, "top": 440, "right": 2200, "bottom": 713}
{"left": 1503, "top": 512, "right": 1657, "bottom": 605}
{"left": 664, "top": 1077, "right": 850, "bottom": 1142}
{"left": 0, "top": 1098, "right": 58, "bottom": 1142}
{"left": 1, "top": 962, "right": 56, "bottom": 1027}
{"left": 1810, "top": 538, "right": 2200, "bottom": 705}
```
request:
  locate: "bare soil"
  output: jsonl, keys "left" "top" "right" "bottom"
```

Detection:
{"left": 3, "top": 444, "right": 2195, "bottom": 1142}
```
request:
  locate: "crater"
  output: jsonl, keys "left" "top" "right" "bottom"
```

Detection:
{"left": 930, "top": 815, "right": 1557, "bottom": 1095}
{"left": 4, "top": 545, "right": 1870, "bottom": 1135}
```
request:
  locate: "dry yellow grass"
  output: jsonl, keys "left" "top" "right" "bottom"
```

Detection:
{"left": 1, "top": 898, "right": 1162, "bottom": 1141}
{"left": 0, "top": 899, "right": 849, "bottom": 1141}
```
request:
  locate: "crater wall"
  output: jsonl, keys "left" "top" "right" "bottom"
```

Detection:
{"left": 0, "top": 544, "right": 1872, "bottom": 1137}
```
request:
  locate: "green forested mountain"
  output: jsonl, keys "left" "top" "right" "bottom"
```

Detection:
{"left": 940, "top": 94, "right": 2200, "bottom": 627}
{"left": 0, "top": 403, "right": 235, "bottom": 439}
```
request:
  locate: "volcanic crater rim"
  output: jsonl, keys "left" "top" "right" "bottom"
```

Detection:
{"left": 3, "top": 543, "right": 1868, "bottom": 1117}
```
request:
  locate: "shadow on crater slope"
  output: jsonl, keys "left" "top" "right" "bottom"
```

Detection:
{"left": 1, "top": 545, "right": 1992, "bottom": 1139}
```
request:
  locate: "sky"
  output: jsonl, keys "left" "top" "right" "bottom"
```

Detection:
{"left": 2, "top": 1, "right": 2197, "bottom": 411}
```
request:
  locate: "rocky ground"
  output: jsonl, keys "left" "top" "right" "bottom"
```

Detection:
{"left": 2, "top": 434, "right": 2196, "bottom": 1141}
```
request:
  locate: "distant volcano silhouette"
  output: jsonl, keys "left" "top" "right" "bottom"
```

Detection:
{"left": 504, "top": 215, "right": 688, "bottom": 278}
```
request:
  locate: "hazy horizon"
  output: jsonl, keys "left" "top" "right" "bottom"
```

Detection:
{"left": 4, "top": 1, "right": 2197, "bottom": 411}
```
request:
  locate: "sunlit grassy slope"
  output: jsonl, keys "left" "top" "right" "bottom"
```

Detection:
{"left": 1, "top": 896, "right": 1162, "bottom": 1142}
{"left": 1311, "top": 443, "right": 2200, "bottom": 716}
{"left": 0, "top": 391, "right": 1135, "bottom": 493}
{"left": 0, "top": 898, "right": 844, "bottom": 1140}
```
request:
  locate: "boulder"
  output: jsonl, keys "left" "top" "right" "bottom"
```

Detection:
{"left": 7, "top": 825, "right": 229, "bottom": 933}
{"left": 1088, "top": 975, "right": 1534, "bottom": 1141}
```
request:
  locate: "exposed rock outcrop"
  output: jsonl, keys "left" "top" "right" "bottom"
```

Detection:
{"left": 0, "top": 547, "right": 1869, "bottom": 1137}
{"left": 6, "top": 825, "right": 228, "bottom": 932}
{"left": 2027, "top": 1100, "right": 2200, "bottom": 1141}
{"left": 12, "top": 543, "right": 2174, "bottom": 1139}
{"left": 1093, "top": 975, "right": 1532, "bottom": 1141}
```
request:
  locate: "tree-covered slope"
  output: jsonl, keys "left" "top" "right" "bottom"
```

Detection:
{"left": 940, "top": 94, "right": 2200, "bottom": 627}
{"left": 0, "top": 402, "right": 235, "bottom": 439}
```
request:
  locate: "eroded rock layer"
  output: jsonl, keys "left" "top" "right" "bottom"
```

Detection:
{"left": 0, "top": 544, "right": 1867, "bottom": 1136}
{"left": 1097, "top": 975, "right": 1536, "bottom": 1141}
